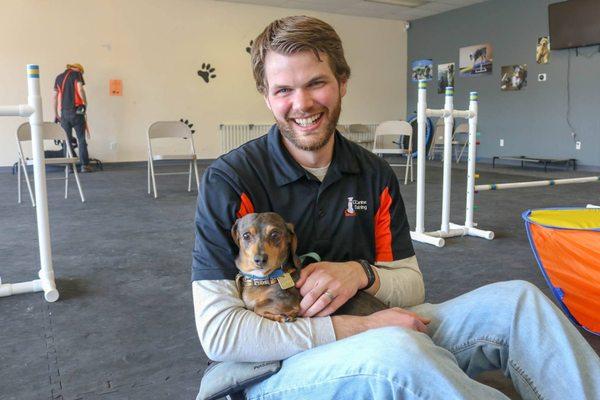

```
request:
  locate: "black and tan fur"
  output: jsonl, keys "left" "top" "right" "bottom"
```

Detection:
{"left": 232, "top": 212, "right": 387, "bottom": 323}
{"left": 232, "top": 212, "right": 302, "bottom": 322}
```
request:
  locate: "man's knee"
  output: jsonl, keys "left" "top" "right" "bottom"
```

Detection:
{"left": 349, "top": 327, "right": 446, "bottom": 370}
{"left": 496, "top": 280, "right": 546, "bottom": 305}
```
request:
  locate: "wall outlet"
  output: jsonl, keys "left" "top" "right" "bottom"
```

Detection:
{"left": 538, "top": 73, "right": 547, "bottom": 82}
{"left": 575, "top": 141, "right": 581, "bottom": 150}
{"left": 109, "top": 141, "right": 118, "bottom": 150}
{"left": 499, "top": 139, "right": 504, "bottom": 147}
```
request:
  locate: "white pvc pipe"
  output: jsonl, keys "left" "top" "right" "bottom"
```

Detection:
{"left": 0, "top": 66, "right": 59, "bottom": 302}
{"left": 440, "top": 87, "right": 454, "bottom": 233}
{"left": 465, "top": 92, "right": 478, "bottom": 228}
{"left": 475, "top": 176, "right": 600, "bottom": 191}
{"left": 415, "top": 80, "right": 427, "bottom": 234}
{"left": 27, "top": 65, "right": 59, "bottom": 302}
{"left": 410, "top": 231, "right": 445, "bottom": 247}
{"left": 0, "top": 280, "right": 42, "bottom": 297}
{"left": 0, "top": 104, "right": 35, "bottom": 117}
{"left": 426, "top": 108, "right": 448, "bottom": 118}
{"left": 452, "top": 110, "right": 475, "bottom": 119}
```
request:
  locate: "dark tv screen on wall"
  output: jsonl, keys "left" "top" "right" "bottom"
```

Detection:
{"left": 548, "top": 0, "right": 600, "bottom": 49}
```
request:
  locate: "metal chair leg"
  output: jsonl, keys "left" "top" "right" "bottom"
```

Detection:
{"left": 193, "top": 158, "right": 200, "bottom": 192}
{"left": 21, "top": 158, "right": 36, "bottom": 207}
{"left": 149, "top": 158, "right": 158, "bottom": 198}
{"left": 404, "top": 155, "right": 409, "bottom": 185}
{"left": 188, "top": 161, "right": 192, "bottom": 192}
{"left": 64, "top": 165, "right": 69, "bottom": 199}
{"left": 72, "top": 163, "right": 86, "bottom": 202}
{"left": 17, "top": 159, "right": 22, "bottom": 204}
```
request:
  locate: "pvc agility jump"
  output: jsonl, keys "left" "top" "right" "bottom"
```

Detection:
{"left": 0, "top": 65, "right": 59, "bottom": 302}
{"left": 410, "top": 80, "right": 599, "bottom": 248}
{"left": 410, "top": 82, "right": 493, "bottom": 247}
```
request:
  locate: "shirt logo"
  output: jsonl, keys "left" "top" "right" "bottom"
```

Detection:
{"left": 344, "top": 196, "right": 367, "bottom": 217}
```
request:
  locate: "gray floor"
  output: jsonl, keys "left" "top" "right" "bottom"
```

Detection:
{"left": 0, "top": 160, "right": 598, "bottom": 400}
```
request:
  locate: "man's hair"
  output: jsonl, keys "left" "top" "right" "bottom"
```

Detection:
{"left": 251, "top": 16, "right": 351, "bottom": 94}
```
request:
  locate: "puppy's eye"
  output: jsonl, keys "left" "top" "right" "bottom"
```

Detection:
{"left": 242, "top": 232, "right": 251, "bottom": 241}
{"left": 270, "top": 231, "right": 281, "bottom": 240}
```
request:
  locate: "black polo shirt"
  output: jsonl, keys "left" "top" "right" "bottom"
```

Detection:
{"left": 54, "top": 69, "right": 85, "bottom": 111}
{"left": 192, "top": 125, "right": 414, "bottom": 281}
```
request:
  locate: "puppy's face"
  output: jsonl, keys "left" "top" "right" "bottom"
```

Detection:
{"left": 232, "top": 213, "right": 297, "bottom": 276}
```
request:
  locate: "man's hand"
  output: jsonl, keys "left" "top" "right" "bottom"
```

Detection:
{"left": 296, "top": 261, "right": 367, "bottom": 317}
{"left": 331, "top": 308, "right": 431, "bottom": 340}
{"left": 365, "top": 308, "right": 430, "bottom": 333}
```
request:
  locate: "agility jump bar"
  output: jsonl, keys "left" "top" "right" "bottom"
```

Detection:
{"left": 475, "top": 176, "right": 600, "bottom": 192}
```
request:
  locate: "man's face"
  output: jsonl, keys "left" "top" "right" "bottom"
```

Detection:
{"left": 263, "top": 50, "right": 347, "bottom": 152}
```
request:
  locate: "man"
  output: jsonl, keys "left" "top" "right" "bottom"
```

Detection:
{"left": 53, "top": 63, "right": 92, "bottom": 173}
{"left": 193, "top": 16, "right": 600, "bottom": 399}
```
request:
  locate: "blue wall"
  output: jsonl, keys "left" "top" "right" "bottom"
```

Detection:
{"left": 407, "top": 0, "right": 600, "bottom": 169}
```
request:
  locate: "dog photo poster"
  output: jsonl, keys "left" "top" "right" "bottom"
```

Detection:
{"left": 411, "top": 59, "right": 433, "bottom": 82}
{"left": 536, "top": 36, "right": 550, "bottom": 64}
{"left": 437, "top": 63, "right": 455, "bottom": 94}
{"left": 459, "top": 43, "right": 493, "bottom": 76}
{"left": 500, "top": 64, "right": 527, "bottom": 91}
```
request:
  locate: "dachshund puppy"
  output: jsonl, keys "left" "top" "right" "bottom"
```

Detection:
{"left": 232, "top": 212, "right": 302, "bottom": 322}
{"left": 232, "top": 212, "right": 388, "bottom": 323}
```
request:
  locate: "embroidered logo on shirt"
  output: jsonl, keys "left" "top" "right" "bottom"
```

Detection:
{"left": 344, "top": 196, "right": 367, "bottom": 217}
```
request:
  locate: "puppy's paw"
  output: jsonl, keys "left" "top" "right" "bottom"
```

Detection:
{"left": 283, "top": 314, "right": 297, "bottom": 322}
{"left": 262, "top": 312, "right": 289, "bottom": 323}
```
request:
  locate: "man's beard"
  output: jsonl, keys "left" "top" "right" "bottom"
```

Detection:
{"left": 275, "top": 96, "right": 342, "bottom": 152}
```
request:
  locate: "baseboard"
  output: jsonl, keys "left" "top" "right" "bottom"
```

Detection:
{"left": 0, "top": 159, "right": 217, "bottom": 174}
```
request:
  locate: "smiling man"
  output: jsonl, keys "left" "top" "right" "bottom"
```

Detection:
{"left": 193, "top": 16, "right": 600, "bottom": 400}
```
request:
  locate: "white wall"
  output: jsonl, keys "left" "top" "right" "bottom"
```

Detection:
{"left": 0, "top": 0, "right": 407, "bottom": 166}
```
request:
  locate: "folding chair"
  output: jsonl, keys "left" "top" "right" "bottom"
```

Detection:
{"left": 147, "top": 121, "right": 199, "bottom": 198}
{"left": 428, "top": 118, "right": 459, "bottom": 161}
{"left": 454, "top": 122, "right": 470, "bottom": 163}
{"left": 16, "top": 122, "right": 85, "bottom": 206}
{"left": 348, "top": 124, "right": 374, "bottom": 149}
{"left": 372, "top": 120, "right": 413, "bottom": 185}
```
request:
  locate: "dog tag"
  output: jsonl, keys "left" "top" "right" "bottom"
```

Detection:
{"left": 277, "top": 273, "right": 295, "bottom": 290}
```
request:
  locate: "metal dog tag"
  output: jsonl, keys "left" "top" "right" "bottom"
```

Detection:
{"left": 277, "top": 273, "right": 295, "bottom": 290}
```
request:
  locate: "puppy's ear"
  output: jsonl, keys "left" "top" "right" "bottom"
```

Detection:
{"left": 286, "top": 222, "right": 302, "bottom": 270}
{"left": 231, "top": 219, "right": 240, "bottom": 247}
{"left": 286, "top": 222, "right": 297, "bottom": 255}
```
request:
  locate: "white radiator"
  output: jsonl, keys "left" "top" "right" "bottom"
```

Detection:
{"left": 219, "top": 124, "right": 272, "bottom": 153}
{"left": 219, "top": 123, "right": 377, "bottom": 153}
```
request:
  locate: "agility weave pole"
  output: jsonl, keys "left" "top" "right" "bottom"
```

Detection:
{"left": 410, "top": 81, "right": 493, "bottom": 248}
{"left": 0, "top": 65, "right": 59, "bottom": 302}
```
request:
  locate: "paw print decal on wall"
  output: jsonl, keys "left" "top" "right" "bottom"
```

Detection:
{"left": 180, "top": 119, "right": 195, "bottom": 134}
{"left": 198, "top": 63, "right": 216, "bottom": 83}
{"left": 246, "top": 40, "right": 254, "bottom": 54}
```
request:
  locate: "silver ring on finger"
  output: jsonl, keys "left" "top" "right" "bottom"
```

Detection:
{"left": 323, "top": 291, "right": 335, "bottom": 301}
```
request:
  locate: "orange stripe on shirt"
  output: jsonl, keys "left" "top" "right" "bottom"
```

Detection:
{"left": 374, "top": 187, "right": 393, "bottom": 261}
{"left": 236, "top": 193, "right": 255, "bottom": 218}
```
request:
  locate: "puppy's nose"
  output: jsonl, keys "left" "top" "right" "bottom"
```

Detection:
{"left": 253, "top": 254, "right": 268, "bottom": 267}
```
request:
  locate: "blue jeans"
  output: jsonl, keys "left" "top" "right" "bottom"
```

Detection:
{"left": 60, "top": 110, "right": 89, "bottom": 166}
{"left": 245, "top": 281, "right": 600, "bottom": 400}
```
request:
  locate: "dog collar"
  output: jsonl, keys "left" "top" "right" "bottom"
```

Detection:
{"left": 240, "top": 268, "right": 284, "bottom": 281}
{"left": 237, "top": 268, "right": 295, "bottom": 288}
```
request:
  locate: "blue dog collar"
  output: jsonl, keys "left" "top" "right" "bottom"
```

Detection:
{"left": 240, "top": 268, "right": 284, "bottom": 280}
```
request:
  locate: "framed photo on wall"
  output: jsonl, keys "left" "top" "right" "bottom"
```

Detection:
{"left": 459, "top": 43, "right": 493, "bottom": 76}
{"left": 411, "top": 59, "right": 433, "bottom": 82}
{"left": 437, "top": 63, "right": 455, "bottom": 93}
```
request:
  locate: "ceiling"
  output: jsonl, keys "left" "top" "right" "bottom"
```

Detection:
{"left": 213, "top": 0, "right": 488, "bottom": 21}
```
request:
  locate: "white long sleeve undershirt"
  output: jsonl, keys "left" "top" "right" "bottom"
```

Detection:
{"left": 193, "top": 256, "right": 424, "bottom": 362}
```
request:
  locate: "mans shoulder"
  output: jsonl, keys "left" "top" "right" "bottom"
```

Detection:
{"left": 209, "top": 133, "right": 270, "bottom": 177}
{"left": 343, "top": 137, "right": 396, "bottom": 179}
